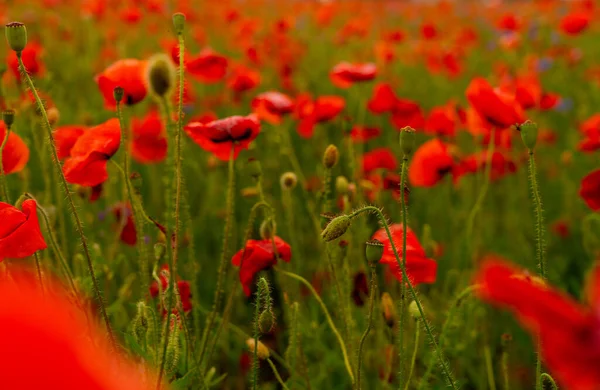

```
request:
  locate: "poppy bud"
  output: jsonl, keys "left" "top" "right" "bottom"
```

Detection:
{"left": 246, "top": 158, "right": 262, "bottom": 179}
{"left": 260, "top": 219, "right": 276, "bottom": 240}
{"left": 381, "top": 292, "right": 396, "bottom": 327}
{"left": 335, "top": 176, "right": 349, "bottom": 195}
{"left": 47, "top": 107, "right": 60, "bottom": 126}
{"left": 280, "top": 172, "right": 297, "bottom": 190}
{"left": 147, "top": 54, "right": 176, "bottom": 99}
{"left": 164, "top": 314, "right": 181, "bottom": 376}
{"left": 5, "top": 22, "right": 27, "bottom": 53}
{"left": 408, "top": 300, "right": 421, "bottom": 320}
{"left": 132, "top": 301, "right": 150, "bottom": 345}
{"left": 321, "top": 215, "right": 352, "bottom": 242}
{"left": 2, "top": 109, "right": 15, "bottom": 128}
{"left": 258, "top": 309, "right": 275, "bottom": 333}
{"left": 246, "top": 338, "right": 270, "bottom": 360}
{"left": 172, "top": 13, "right": 186, "bottom": 36}
{"left": 113, "top": 86, "right": 124, "bottom": 104}
{"left": 399, "top": 126, "right": 416, "bottom": 156}
{"left": 365, "top": 239, "right": 384, "bottom": 264}
{"left": 323, "top": 144, "right": 339, "bottom": 169}
{"left": 517, "top": 120, "right": 538, "bottom": 151}
{"left": 154, "top": 243, "right": 166, "bottom": 261}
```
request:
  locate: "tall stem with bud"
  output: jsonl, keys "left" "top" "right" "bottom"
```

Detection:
{"left": 0, "top": 110, "right": 14, "bottom": 203}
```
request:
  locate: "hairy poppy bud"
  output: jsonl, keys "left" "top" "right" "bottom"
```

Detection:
{"left": 323, "top": 144, "right": 339, "bottom": 169}
{"left": 113, "top": 86, "right": 124, "bottom": 104}
{"left": 260, "top": 219, "right": 276, "bottom": 240}
{"left": 2, "top": 109, "right": 15, "bottom": 128}
{"left": 408, "top": 300, "right": 421, "bottom": 320}
{"left": 246, "top": 338, "right": 270, "bottom": 360}
{"left": 147, "top": 54, "right": 176, "bottom": 99}
{"left": 5, "top": 22, "right": 27, "bottom": 53}
{"left": 321, "top": 215, "right": 352, "bottom": 242}
{"left": 336, "top": 176, "right": 349, "bottom": 195}
{"left": 258, "top": 309, "right": 275, "bottom": 333}
{"left": 365, "top": 239, "right": 384, "bottom": 264}
{"left": 518, "top": 120, "right": 538, "bottom": 151}
{"left": 399, "top": 126, "right": 416, "bottom": 156}
{"left": 47, "top": 107, "right": 60, "bottom": 126}
{"left": 132, "top": 301, "right": 150, "bottom": 345}
{"left": 172, "top": 13, "right": 186, "bottom": 36}
{"left": 246, "top": 158, "right": 262, "bottom": 179}
{"left": 280, "top": 172, "right": 297, "bottom": 190}
{"left": 381, "top": 292, "right": 396, "bottom": 327}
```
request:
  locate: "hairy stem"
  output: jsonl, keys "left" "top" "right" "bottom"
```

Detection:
{"left": 0, "top": 125, "right": 10, "bottom": 203}
{"left": 267, "top": 358, "right": 291, "bottom": 390}
{"left": 404, "top": 324, "right": 420, "bottom": 390}
{"left": 356, "top": 262, "right": 377, "bottom": 389}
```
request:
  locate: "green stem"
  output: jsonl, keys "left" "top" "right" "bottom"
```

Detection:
{"left": 33, "top": 251, "right": 44, "bottom": 291}
{"left": 0, "top": 125, "right": 10, "bottom": 203}
{"left": 501, "top": 344, "right": 510, "bottom": 390}
{"left": 252, "top": 282, "right": 261, "bottom": 390}
{"left": 398, "top": 156, "right": 409, "bottom": 389}
{"left": 485, "top": 345, "right": 497, "bottom": 390}
{"left": 17, "top": 54, "right": 116, "bottom": 350}
{"left": 404, "top": 323, "right": 420, "bottom": 390}
{"left": 267, "top": 358, "right": 291, "bottom": 390}
{"left": 351, "top": 206, "right": 457, "bottom": 389}
{"left": 276, "top": 267, "right": 355, "bottom": 384}
{"left": 356, "top": 262, "right": 377, "bottom": 390}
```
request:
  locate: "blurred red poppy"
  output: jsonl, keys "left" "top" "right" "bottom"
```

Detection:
{"left": 425, "top": 104, "right": 457, "bottom": 137}
{"left": 409, "top": 139, "right": 454, "bottom": 187}
{"left": 63, "top": 118, "right": 121, "bottom": 187}
{"left": 390, "top": 99, "right": 425, "bottom": 131}
{"left": 7, "top": 42, "right": 44, "bottom": 83}
{"left": 330, "top": 62, "right": 377, "bottom": 88}
{"left": 497, "top": 13, "right": 521, "bottom": 32}
{"left": 420, "top": 22, "right": 438, "bottom": 40}
{"left": 579, "top": 169, "right": 600, "bottom": 211}
{"left": 455, "top": 151, "right": 517, "bottom": 182}
{"left": 227, "top": 65, "right": 261, "bottom": 95}
{"left": 0, "top": 200, "right": 46, "bottom": 262}
{"left": 187, "top": 48, "right": 229, "bottom": 83}
{"left": 362, "top": 148, "right": 398, "bottom": 174}
{"left": 466, "top": 78, "right": 524, "bottom": 129}
{"left": 0, "top": 123, "right": 29, "bottom": 174}
{"left": 349, "top": 125, "right": 381, "bottom": 143}
{"left": 579, "top": 114, "right": 600, "bottom": 152}
{"left": 296, "top": 94, "right": 345, "bottom": 138}
{"left": 367, "top": 83, "right": 398, "bottom": 114}
{"left": 476, "top": 260, "right": 600, "bottom": 390}
{"left": 131, "top": 111, "right": 167, "bottom": 164}
{"left": 53, "top": 125, "right": 86, "bottom": 160}
{"left": 560, "top": 12, "right": 591, "bottom": 35}
{"left": 0, "top": 268, "right": 156, "bottom": 389}
{"left": 95, "top": 59, "right": 147, "bottom": 108}
{"left": 232, "top": 236, "right": 292, "bottom": 296}
{"left": 150, "top": 265, "right": 193, "bottom": 314}
{"left": 251, "top": 91, "right": 294, "bottom": 124}
{"left": 184, "top": 114, "right": 261, "bottom": 161}
{"left": 372, "top": 224, "right": 437, "bottom": 285}
{"left": 112, "top": 203, "right": 136, "bottom": 246}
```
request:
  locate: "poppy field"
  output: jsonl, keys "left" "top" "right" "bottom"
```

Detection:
{"left": 2, "top": 0, "right": 600, "bottom": 389}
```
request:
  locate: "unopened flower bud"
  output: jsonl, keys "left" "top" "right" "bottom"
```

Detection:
{"left": 132, "top": 301, "right": 150, "bottom": 344}
{"left": 258, "top": 309, "right": 275, "bottom": 333}
{"left": 113, "top": 86, "right": 124, "bottom": 104}
{"left": 2, "top": 109, "right": 15, "bottom": 128}
{"left": 365, "top": 239, "right": 384, "bottom": 264}
{"left": 321, "top": 215, "right": 352, "bottom": 242}
{"left": 5, "top": 22, "right": 27, "bottom": 53}
{"left": 400, "top": 126, "right": 416, "bottom": 156}
{"left": 408, "top": 300, "right": 421, "bottom": 320}
{"left": 335, "top": 176, "right": 349, "bottom": 195}
{"left": 280, "top": 172, "right": 297, "bottom": 190}
{"left": 518, "top": 120, "right": 538, "bottom": 151}
{"left": 381, "top": 292, "right": 396, "bottom": 327}
{"left": 147, "top": 54, "right": 176, "bottom": 99}
{"left": 323, "top": 144, "right": 339, "bottom": 169}
{"left": 172, "top": 13, "right": 186, "bottom": 36}
{"left": 246, "top": 338, "right": 270, "bottom": 360}
{"left": 246, "top": 158, "right": 262, "bottom": 179}
{"left": 47, "top": 107, "right": 60, "bottom": 126}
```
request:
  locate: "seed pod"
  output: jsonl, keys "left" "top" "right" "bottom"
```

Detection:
{"left": 172, "top": 13, "right": 186, "bottom": 36}
{"left": 365, "top": 239, "right": 384, "bottom": 264}
{"left": 323, "top": 144, "right": 339, "bottom": 168}
{"left": 399, "top": 126, "right": 416, "bottom": 156}
{"left": 2, "top": 109, "right": 15, "bottom": 128}
{"left": 246, "top": 338, "right": 270, "bottom": 360}
{"left": 280, "top": 172, "right": 297, "bottom": 190}
{"left": 146, "top": 54, "right": 176, "bottom": 99}
{"left": 5, "top": 22, "right": 27, "bottom": 53}
{"left": 113, "top": 86, "right": 124, "bottom": 104}
{"left": 518, "top": 120, "right": 538, "bottom": 151}
{"left": 381, "top": 292, "right": 396, "bottom": 328}
{"left": 321, "top": 215, "right": 352, "bottom": 242}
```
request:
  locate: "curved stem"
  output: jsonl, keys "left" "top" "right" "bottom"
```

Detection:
{"left": 351, "top": 206, "right": 457, "bottom": 389}
{"left": 484, "top": 345, "right": 497, "bottom": 390}
{"left": 356, "top": 263, "right": 377, "bottom": 389}
{"left": 275, "top": 267, "right": 355, "bottom": 384}
{"left": 404, "top": 323, "right": 420, "bottom": 390}
{"left": 540, "top": 373, "right": 558, "bottom": 390}
{"left": 0, "top": 125, "right": 11, "bottom": 203}
{"left": 17, "top": 54, "right": 116, "bottom": 350}
{"left": 267, "top": 358, "right": 291, "bottom": 390}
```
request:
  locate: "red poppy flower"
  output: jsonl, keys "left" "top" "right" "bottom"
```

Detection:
{"left": 149, "top": 265, "right": 193, "bottom": 313}
{"left": 579, "top": 115, "right": 600, "bottom": 152}
{"left": 232, "top": 236, "right": 292, "bottom": 296}
{"left": 362, "top": 148, "right": 398, "bottom": 174}
{"left": 7, "top": 42, "right": 44, "bottom": 83}
{"left": 0, "top": 268, "right": 156, "bottom": 390}
{"left": 296, "top": 94, "right": 345, "bottom": 138}
{"left": 425, "top": 104, "right": 457, "bottom": 137}
{"left": 0, "top": 200, "right": 46, "bottom": 262}
{"left": 455, "top": 151, "right": 517, "bottom": 182}
{"left": 63, "top": 118, "right": 121, "bottom": 187}
{"left": 475, "top": 260, "right": 600, "bottom": 390}
{"left": 420, "top": 23, "right": 438, "bottom": 40}
{"left": 0, "top": 123, "right": 29, "bottom": 174}
{"left": 580, "top": 169, "right": 600, "bottom": 211}
{"left": 372, "top": 224, "right": 437, "bottom": 285}
{"left": 53, "top": 125, "right": 86, "bottom": 160}
{"left": 497, "top": 13, "right": 521, "bottom": 31}
{"left": 227, "top": 65, "right": 261, "bottom": 94}
{"left": 352, "top": 271, "right": 369, "bottom": 306}
{"left": 131, "top": 111, "right": 167, "bottom": 164}
{"left": 186, "top": 48, "right": 229, "bottom": 83}
{"left": 390, "top": 99, "right": 425, "bottom": 131}
{"left": 539, "top": 93, "right": 560, "bottom": 110}
{"left": 251, "top": 91, "right": 294, "bottom": 124}
{"left": 560, "top": 12, "right": 591, "bottom": 35}
{"left": 184, "top": 114, "right": 260, "bottom": 161}
{"left": 112, "top": 203, "right": 136, "bottom": 246}
{"left": 349, "top": 125, "right": 381, "bottom": 143}
{"left": 367, "top": 83, "right": 398, "bottom": 114}
{"left": 330, "top": 62, "right": 377, "bottom": 88}
{"left": 95, "top": 59, "right": 148, "bottom": 108}
{"left": 408, "top": 139, "right": 454, "bottom": 187}
{"left": 514, "top": 76, "right": 542, "bottom": 110}
{"left": 466, "top": 78, "right": 525, "bottom": 129}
